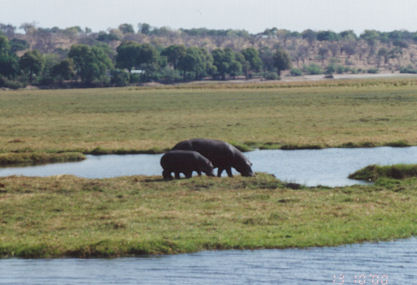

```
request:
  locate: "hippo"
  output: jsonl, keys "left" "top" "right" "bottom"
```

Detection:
{"left": 172, "top": 138, "right": 254, "bottom": 177}
{"left": 160, "top": 150, "right": 214, "bottom": 180}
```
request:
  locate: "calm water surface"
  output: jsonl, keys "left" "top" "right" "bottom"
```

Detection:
{"left": 2, "top": 147, "right": 417, "bottom": 186}
{"left": 1, "top": 238, "right": 416, "bottom": 284}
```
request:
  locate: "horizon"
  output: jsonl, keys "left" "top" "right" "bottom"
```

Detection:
{"left": 1, "top": 0, "right": 417, "bottom": 36}
{"left": 4, "top": 22, "right": 417, "bottom": 37}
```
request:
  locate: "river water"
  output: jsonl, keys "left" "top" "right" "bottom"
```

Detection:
{"left": 2, "top": 147, "right": 417, "bottom": 284}
{"left": 2, "top": 147, "right": 417, "bottom": 186}
{"left": 1, "top": 238, "right": 416, "bottom": 284}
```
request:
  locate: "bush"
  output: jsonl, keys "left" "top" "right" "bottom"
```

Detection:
{"left": 400, "top": 65, "right": 417, "bottom": 74}
{"left": 110, "top": 69, "right": 130, "bottom": 86}
{"left": 263, "top": 72, "right": 279, "bottom": 80}
{"left": 155, "top": 68, "right": 182, "bottom": 84}
{"left": 0, "top": 75, "right": 24, "bottom": 89}
{"left": 367, "top": 68, "right": 379, "bottom": 74}
{"left": 303, "top": 63, "right": 323, "bottom": 75}
{"left": 325, "top": 64, "right": 336, "bottom": 75}
{"left": 290, "top": 68, "right": 303, "bottom": 76}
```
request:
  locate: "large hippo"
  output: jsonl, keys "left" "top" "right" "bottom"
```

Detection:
{"left": 172, "top": 138, "right": 254, "bottom": 177}
{"left": 160, "top": 150, "right": 214, "bottom": 180}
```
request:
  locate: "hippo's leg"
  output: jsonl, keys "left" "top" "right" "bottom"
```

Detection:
{"left": 185, "top": 171, "right": 192, "bottom": 178}
{"left": 197, "top": 171, "right": 202, "bottom": 176}
{"left": 226, "top": 168, "right": 233, "bottom": 177}
{"left": 217, "top": 168, "right": 224, "bottom": 177}
{"left": 163, "top": 170, "right": 172, "bottom": 180}
{"left": 175, "top": 172, "right": 181, "bottom": 179}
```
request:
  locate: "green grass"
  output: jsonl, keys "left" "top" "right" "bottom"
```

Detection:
{"left": 349, "top": 164, "right": 417, "bottom": 182}
{"left": 0, "top": 152, "right": 85, "bottom": 167}
{"left": 2, "top": 173, "right": 417, "bottom": 258}
{"left": 2, "top": 78, "right": 417, "bottom": 156}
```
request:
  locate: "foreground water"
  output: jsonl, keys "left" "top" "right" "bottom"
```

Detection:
{"left": 1, "top": 238, "right": 416, "bottom": 284}
{"left": 2, "top": 147, "right": 417, "bottom": 186}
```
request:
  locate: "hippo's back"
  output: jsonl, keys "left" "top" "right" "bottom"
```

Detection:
{"left": 173, "top": 138, "right": 234, "bottom": 168}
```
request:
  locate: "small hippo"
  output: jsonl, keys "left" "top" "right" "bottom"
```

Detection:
{"left": 172, "top": 138, "right": 254, "bottom": 177}
{"left": 160, "top": 150, "right": 214, "bottom": 180}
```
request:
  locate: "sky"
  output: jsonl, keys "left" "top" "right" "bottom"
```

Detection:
{"left": 1, "top": 0, "right": 417, "bottom": 35}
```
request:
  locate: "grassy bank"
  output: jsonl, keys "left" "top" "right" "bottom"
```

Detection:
{"left": 0, "top": 152, "right": 85, "bottom": 167}
{"left": 350, "top": 164, "right": 417, "bottom": 182}
{"left": 1, "top": 173, "right": 417, "bottom": 258}
{"left": 1, "top": 78, "right": 417, "bottom": 154}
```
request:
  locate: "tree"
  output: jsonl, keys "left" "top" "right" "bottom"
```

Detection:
{"left": 211, "top": 48, "right": 242, "bottom": 80}
{"left": 0, "top": 35, "right": 10, "bottom": 56}
{"left": 317, "top": 31, "right": 339, "bottom": 41}
{"left": 68, "top": 44, "right": 113, "bottom": 85}
{"left": 241, "top": 47, "right": 262, "bottom": 78}
{"left": 0, "top": 24, "right": 16, "bottom": 37}
{"left": 177, "top": 47, "right": 209, "bottom": 80}
{"left": 116, "top": 41, "right": 140, "bottom": 72}
{"left": 118, "top": 23, "right": 134, "bottom": 34}
{"left": 9, "top": 38, "right": 29, "bottom": 53}
{"left": 259, "top": 46, "right": 275, "bottom": 72}
{"left": 339, "top": 30, "right": 357, "bottom": 41}
{"left": 138, "top": 23, "right": 151, "bottom": 35}
{"left": 0, "top": 36, "right": 19, "bottom": 80}
{"left": 272, "top": 48, "right": 291, "bottom": 76}
{"left": 161, "top": 45, "right": 186, "bottom": 70}
{"left": 50, "top": 59, "right": 75, "bottom": 82}
{"left": 360, "top": 30, "right": 380, "bottom": 46}
{"left": 116, "top": 41, "right": 158, "bottom": 73}
{"left": 110, "top": 69, "right": 130, "bottom": 86}
{"left": 302, "top": 29, "right": 317, "bottom": 45}
{"left": 19, "top": 50, "right": 44, "bottom": 83}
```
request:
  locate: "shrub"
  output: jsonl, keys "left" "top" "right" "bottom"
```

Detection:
{"left": 303, "top": 63, "right": 323, "bottom": 75}
{"left": 400, "top": 65, "right": 417, "bottom": 74}
{"left": 154, "top": 67, "right": 182, "bottom": 83}
{"left": 0, "top": 75, "right": 24, "bottom": 89}
{"left": 110, "top": 69, "right": 130, "bottom": 86}
{"left": 263, "top": 72, "right": 279, "bottom": 80}
{"left": 290, "top": 68, "right": 303, "bottom": 76}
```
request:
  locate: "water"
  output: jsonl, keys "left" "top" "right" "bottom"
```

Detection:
{"left": 1, "top": 238, "right": 416, "bottom": 284}
{"left": 2, "top": 147, "right": 417, "bottom": 186}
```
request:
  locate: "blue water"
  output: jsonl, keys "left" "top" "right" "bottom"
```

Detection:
{"left": 1, "top": 238, "right": 416, "bottom": 284}
{"left": 2, "top": 147, "right": 417, "bottom": 186}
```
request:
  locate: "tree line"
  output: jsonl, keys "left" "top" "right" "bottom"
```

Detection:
{"left": 3, "top": 22, "right": 417, "bottom": 89}
{"left": 0, "top": 35, "right": 292, "bottom": 88}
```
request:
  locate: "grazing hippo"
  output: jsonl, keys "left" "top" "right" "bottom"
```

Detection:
{"left": 172, "top": 138, "right": 254, "bottom": 177}
{"left": 160, "top": 150, "right": 214, "bottom": 180}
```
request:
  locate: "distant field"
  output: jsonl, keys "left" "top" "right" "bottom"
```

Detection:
{"left": 1, "top": 78, "right": 417, "bottom": 156}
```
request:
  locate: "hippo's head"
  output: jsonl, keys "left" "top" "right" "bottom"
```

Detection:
{"left": 235, "top": 159, "right": 254, "bottom": 177}
{"left": 204, "top": 161, "right": 215, "bottom": 176}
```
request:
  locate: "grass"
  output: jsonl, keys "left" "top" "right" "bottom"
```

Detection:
{"left": 349, "top": 164, "right": 417, "bottom": 182}
{"left": 2, "top": 173, "right": 417, "bottom": 258}
{"left": 0, "top": 152, "right": 85, "bottom": 167}
{"left": 1, "top": 78, "right": 417, "bottom": 157}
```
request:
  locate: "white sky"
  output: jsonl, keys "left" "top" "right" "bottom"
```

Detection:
{"left": 1, "top": 0, "right": 417, "bottom": 34}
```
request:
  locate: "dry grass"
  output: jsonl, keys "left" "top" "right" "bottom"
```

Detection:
{"left": 1, "top": 79, "right": 417, "bottom": 155}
